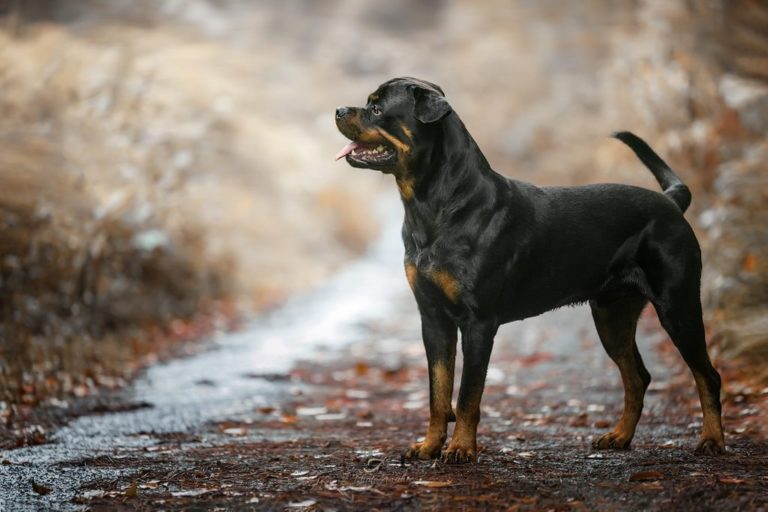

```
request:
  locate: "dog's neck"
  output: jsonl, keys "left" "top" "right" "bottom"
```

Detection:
{"left": 409, "top": 115, "right": 493, "bottom": 191}
{"left": 400, "top": 115, "right": 499, "bottom": 239}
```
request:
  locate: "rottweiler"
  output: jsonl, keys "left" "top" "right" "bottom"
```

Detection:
{"left": 334, "top": 77, "right": 724, "bottom": 463}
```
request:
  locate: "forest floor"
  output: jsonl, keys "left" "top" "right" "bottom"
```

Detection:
{"left": 2, "top": 204, "right": 766, "bottom": 511}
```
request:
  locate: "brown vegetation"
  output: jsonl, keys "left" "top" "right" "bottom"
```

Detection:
{"left": 0, "top": 0, "right": 766, "bottom": 415}
{"left": 0, "top": 7, "right": 377, "bottom": 406}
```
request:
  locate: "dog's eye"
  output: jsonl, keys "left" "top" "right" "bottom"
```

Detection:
{"left": 371, "top": 105, "right": 382, "bottom": 116}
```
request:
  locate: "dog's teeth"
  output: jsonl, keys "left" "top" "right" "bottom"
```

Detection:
{"left": 376, "top": 145, "right": 384, "bottom": 151}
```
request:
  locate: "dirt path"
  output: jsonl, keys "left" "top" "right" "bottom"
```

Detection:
{"left": 1, "top": 199, "right": 767, "bottom": 511}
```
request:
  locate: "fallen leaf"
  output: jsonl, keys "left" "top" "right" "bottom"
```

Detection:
{"left": 288, "top": 499, "right": 316, "bottom": 508}
{"left": 570, "top": 413, "right": 589, "bottom": 427}
{"left": 291, "top": 470, "right": 310, "bottom": 477}
{"left": 355, "top": 361, "right": 369, "bottom": 376}
{"left": 629, "top": 471, "right": 663, "bottom": 482}
{"left": 412, "top": 480, "right": 453, "bottom": 488}
{"left": 125, "top": 480, "right": 138, "bottom": 498}
{"left": 719, "top": 477, "right": 746, "bottom": 485}
{"left": 296, "top": 406, "right": 328, "bottom": 416}
{"left": 171, "top": 489, "right": 211, "bottom": 497}
{"left": 743, "top": 253, "right": 757, "bottom": 272}
{"left": 519, "top": 352, "right": 554, "bottom": 367}
{"left": 31, "top": 480, "right": 52, "bottom": 496}
{"left": 593, "top": 420, "right": 611, "bottom": 428}
{"left": 316, "top": 412, "right": 347, "bottom": 421}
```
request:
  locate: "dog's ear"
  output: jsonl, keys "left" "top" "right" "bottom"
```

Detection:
{"left": 413, "top": 87, "right": 451, "bottom": 124}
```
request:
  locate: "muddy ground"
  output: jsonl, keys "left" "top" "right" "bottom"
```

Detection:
{"left": 2, "top": 203, "right": 766, "bottom": 511}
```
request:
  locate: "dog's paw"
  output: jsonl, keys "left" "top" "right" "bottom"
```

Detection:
{"left": 403, "top": 440, "right": 443, "bottom": 460}
{"left": 592, "top": 431, "right": 632, "bottom": 450}
{"left": 441, "top": 440, "right": 476, "bottom": 464}
{"left": 694, "top": 437, "right": 725, "bottom": 456}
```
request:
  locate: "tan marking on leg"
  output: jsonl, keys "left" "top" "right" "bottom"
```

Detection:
{"left": 431, "top": 361, "right": 454, "bottom": 420}
{"left": 693, "top": 372, "right": 725, "bottom": 454}
{"left": 405, "top": 262, "right": 418, "bottom": 290}
{"left": 427, "top": 270, "right": 460, "bottom": 303}
{"left": 590, "top": 299, "right": 650, "bottom": 451}
{"left": 595, "top": 351, "right": 645, "bottom": 449}
{"left": 405, "top": 358, "right": 457, "bottom": 460}
{"left": 443, "top": 392, "right": 480, "bottom": 463}
{"left": 421, "top": 361, "right": 454, "bottom": 450}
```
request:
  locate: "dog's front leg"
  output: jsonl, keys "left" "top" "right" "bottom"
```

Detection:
{"left": 442, "top": 320, "right": 497, "bottom": 463}
{"left": 403, "top": 308, "right": 457, "bottom": 460}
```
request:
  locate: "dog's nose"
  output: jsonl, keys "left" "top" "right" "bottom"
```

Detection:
{"left": 335, "top": 107, "right": 349, "bottom": 120}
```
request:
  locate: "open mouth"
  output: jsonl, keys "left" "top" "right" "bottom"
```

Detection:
{"left": 335, "top": 141, "right": 396, "bottom": 166}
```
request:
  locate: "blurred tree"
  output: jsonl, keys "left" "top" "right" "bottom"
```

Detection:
{"left": 691, "top": 0, "right": 768, "bottom": 380}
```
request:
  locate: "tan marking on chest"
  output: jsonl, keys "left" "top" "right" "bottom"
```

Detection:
{"left": 405, "top": 262, "right": 418, "bottom": 290}
{"left": 427, "top": 270, "right": 460, "bottom": 303}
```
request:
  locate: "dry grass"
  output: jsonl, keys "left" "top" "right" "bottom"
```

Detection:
{"left": 0, "top": 17, "right": 378, "bottom": 404}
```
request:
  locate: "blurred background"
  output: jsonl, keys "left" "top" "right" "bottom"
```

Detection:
{"left": 0, "top": 0, "right": 766, "bottom": 408}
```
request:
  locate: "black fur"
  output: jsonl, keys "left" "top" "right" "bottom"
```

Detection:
{"left": 335, "top": 77, "right": 724, "bottom": 463}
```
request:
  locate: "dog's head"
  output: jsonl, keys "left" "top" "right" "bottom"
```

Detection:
{"left": 335, "top": 77, "right": 452, "bottom": 175}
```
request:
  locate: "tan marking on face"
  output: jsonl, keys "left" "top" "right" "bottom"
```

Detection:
{"left": 427, "top": 270, "right": 460, "bottom": 303}
{"left": 400, "top": 123, "right": 413, "bottom": 142}
{"left": 397, "top": 176, "right": 415, "bottom": 201}
{"left": 405, "top": 262, "right": 418, "bottom": 290}
{"left": 377, "top": 127, "right": 410, "bottom": 155}
{"left": 368, "top": 93, "right": 380, "bottom": 103}
{"left": 356, "top": 128, "right": 384, "bottom": 144}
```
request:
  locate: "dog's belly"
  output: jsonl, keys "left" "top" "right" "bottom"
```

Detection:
{"left": 493, "top": 246, "right": 633, "bottom": 323}
{"left": 496, "top": 285, "right": 595, "bottom": 323}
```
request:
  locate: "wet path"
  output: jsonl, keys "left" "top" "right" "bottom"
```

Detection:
{"left": 2, "top": 198, "right": 767, "bottom": 511}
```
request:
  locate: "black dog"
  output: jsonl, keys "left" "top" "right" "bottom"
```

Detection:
{"left": 335, "top": 77, "right": 724, "bottom": 463}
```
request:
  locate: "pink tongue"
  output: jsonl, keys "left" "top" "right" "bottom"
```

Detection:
{"left": 335, "top": 142, "right": 358, "bottom": 161}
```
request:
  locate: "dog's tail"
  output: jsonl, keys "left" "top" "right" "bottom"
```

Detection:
{"left": 613, "top": 131, "right": 691, "bottom": 212}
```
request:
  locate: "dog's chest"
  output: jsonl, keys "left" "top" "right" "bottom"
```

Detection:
{"left": 405, "top": 235, "right": 467, "bottom": 306}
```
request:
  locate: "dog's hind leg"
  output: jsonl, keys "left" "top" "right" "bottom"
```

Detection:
{"left": 590, "top": 294, "right": 650, "bottom": 450}
{"left": 652, "top": 289, "right": 724, "bottom": 455}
